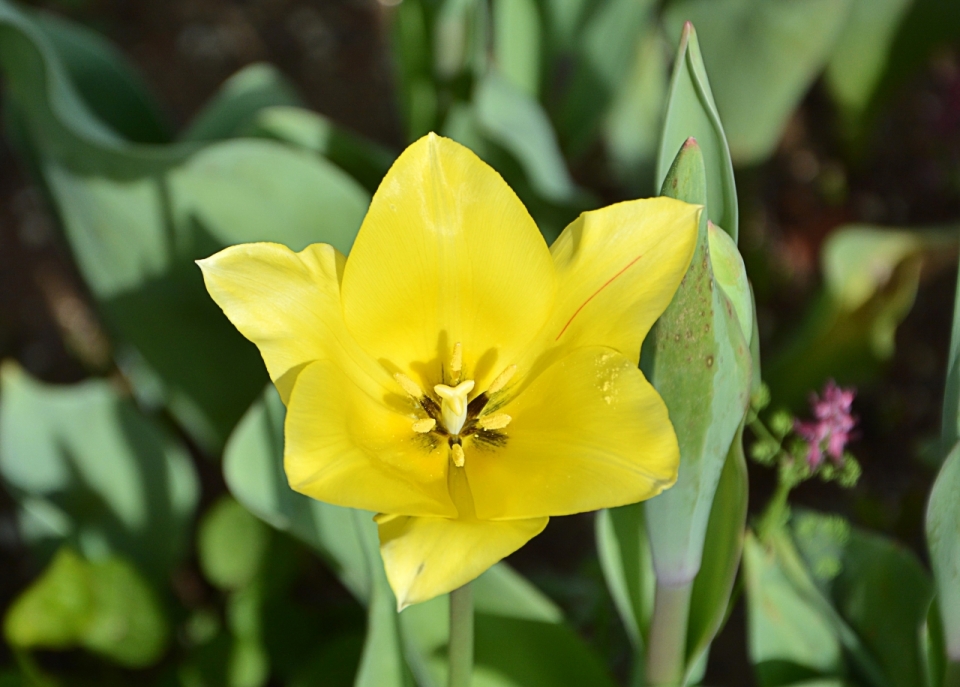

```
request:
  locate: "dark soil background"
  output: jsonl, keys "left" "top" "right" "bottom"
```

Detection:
{"left": 2, "top": 1, "right": 960, "bottom": 684}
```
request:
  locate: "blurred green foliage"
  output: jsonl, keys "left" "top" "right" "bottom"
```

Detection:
{"left": 0, "top": 0, "right": 958, "bottom": 684}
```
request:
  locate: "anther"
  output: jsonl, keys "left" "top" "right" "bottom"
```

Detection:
{"left": 450, "top": 341, "right": 463, "bottom": 381}
{"left": 395, "top": 372, "right": 423, "bottom": 399}
{"left": 412, "top": 418, "right": 436, "bottom": 433}
{"left": 478, "top": 413, "right": 512, "bottom": 430}
{"left": 452, "top": 443, "right": 465, "bottom": 468}
{"left": 487, "top": 365, "right": 517, "bottom": 394}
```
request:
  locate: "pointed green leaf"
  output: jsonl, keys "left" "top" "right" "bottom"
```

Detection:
{"left": 664, "top": 0, "right": 853, "bottom": 165}
{"left": 181, "top": 63, "right": 302, "bottom": 142}
{"left": 645, "top": 139, "right": 752, "bottom": 585}
{"left": 655, "top": 22, "right": 738, "bottom": 240}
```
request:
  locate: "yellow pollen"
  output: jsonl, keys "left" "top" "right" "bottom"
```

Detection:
{"left": 411, "top": 418, "right": 436, "bottom": 433}
{"left": 395, "top": 372, "right": 423, "bottom": 398}
{"left": 450, "top": 341, "right": 463, "bottom": 380}
{"left": 478, "top": 413, "right": 512, "bottom": 430}
{"left": 487, "top": 365, "right": 517, "bottom": 394}
{"left": 452, "top": 443, "right": 465, "bottom": 467}
{"left": 434, "top": 379, "right": 475, "bottom": 435}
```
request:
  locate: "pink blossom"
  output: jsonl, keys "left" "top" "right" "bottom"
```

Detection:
{"left": 794, "top": 380, "right": 856, "bottom": 469}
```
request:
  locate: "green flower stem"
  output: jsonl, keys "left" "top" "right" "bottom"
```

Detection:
{"left": 645, "top": 580, "right": 693, "bottom": 686}
{"left": 945, "top": 660, "right": 960, "bottom": 687}
{"left": 448, "top": 583, "right": 474, "bottom": 687}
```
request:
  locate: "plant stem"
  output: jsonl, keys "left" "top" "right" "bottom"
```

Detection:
{"left": 448, "top": 583, "right": 474, "bottom": 687}
{"left": 645, "top": 580, "right": 693, "bottom": 686}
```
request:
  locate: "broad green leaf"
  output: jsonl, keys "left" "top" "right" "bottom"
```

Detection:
{"left": 826, "top": 525, "right": 933, "bottom": 687}
{"left": 224, "top": 386, "right": 614, "bottom": 687}
{"left": 247, "top": 106, "right": 395, "bottom": 194}
{"left": 30, "top": 9, "right": 170, "bottom": 144}
{"left": 0, "top": 363, "right": 198, "bottom": 578}
{"left": 644, "top": 139, "right": 752, "bottom": 585}
{"left": 181, "top": 63, "right": 302, "bottom": 142}
{"left": 474, "top": 70, "right": 577, "bottom": 202}
{"left": 0, "top": 0, "right": 371, "bottom": 447}
{"left": 664, "top": 0, "right": 853, "bottom": 165}
{"left": 743, "top": 532, "right": 845, "bottom": 686}
{"left": 198, "top": 496, "right": 271, "bottom": 592}
{"left": 685, "top": 422, "right": 748, "bottom": 672}
{"left": 768, "top": 226, "right": 955, "bottom": 408}
{"left": 492, "top": 0, "right": 541, "bottom": 97}
{"left": 825, "top": 0, "right": 914, "bottom": 120}
{"left": 927, "top": 441, "right": 960, "bottom": 663}
{"left": 603, "top": 27, "right": 668, "bottom": 193}
{"left": 4, "top": 548, "right": 168, "bottom": 668}
{"left": 655, "top": 23, "right": 737, "bottom": 241}
{"left": 553, "top": 0, "right": 657, "bottom": 159}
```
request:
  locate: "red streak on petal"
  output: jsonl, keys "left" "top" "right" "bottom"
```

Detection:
{"left": 555, "top": 253, "right": 645, "bottom": 341}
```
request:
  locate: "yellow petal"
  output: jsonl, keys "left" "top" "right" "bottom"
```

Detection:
{"left": 535, "top": 197, "right": 700, "bottom": 370}
{"left": 377, "top": 513, "right": 548, "bottom": 609}
{"left": 465, "top": 346, "right": 678, "bottom": 520}
{"left": 198, "top": 242, "right": 384, "bottom": 403}
{"left": 285, "top": 359, "right": 457, "bottom": 517}
{"left": 340, "top": 133, "right": 557, "bottom": 391}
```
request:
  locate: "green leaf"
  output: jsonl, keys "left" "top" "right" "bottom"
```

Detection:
{"left": 655, "top": 22, "right": 738, "bottom": 240}
{"left": 0, "top": 2, "right": 371, "bottom": 447}
{"left": 596, "top": 502, "right": 655, "bottom": 650}
{"left": 826, "top": 525, "right": 933, "bottom": 687}
{"left": 0, "top": 363, "right": 198, "bottom": 578}
{"left": 943, "top": 243, "right": 960, "bottom": 449}
{"left": 743, "top": 531, "right": 845, "bottom": 686}
{"left": 198, "top": 496, "right": 271, "bottom": 592}
{"left": 603, "top": 26, "right": 669, "bottom": 193}
{"left": 474, "top": 70, "right": 577, "bottom": 202}
{"left": 664, "top": 0, "right": 853, "bottom": 165}
{"left": 492, "top": 0, "right": 541, "bottom": 97}
{"left": 246, "top": 106, "right": 395, "bottom": 194}
{"left": 4, "top": 548, "right": 168, "bottom": 668}
{"left": 927, "top": 441, "right": 960, "bottom": 663}
{"left": 644, "top": 139, "right": 752, "bottom": 585}
{"left": 767, "top": 226, "right": 955, "bottom": 408}
{"left": 708, "top": 220, "right": 752, "bottom": 339}
{"left": 181, "top": 63, "right": 302, "bottom": 142}
{"left": 685, "top": 422, "right": 748, "bottom": 672}
{"left": 30, "top": 9, "right": 170, "bottom": 144}
{"left": 224, "top": 386, "right": 615, "bottom": 687}
{"left": 824, "top": 0, "right": 914, "bottom": 121}
{"left": 392, "top": 0, "right": 437, "bottom": 140}
{"left": 553, "top": 0, "right": 657, "bottom": 159}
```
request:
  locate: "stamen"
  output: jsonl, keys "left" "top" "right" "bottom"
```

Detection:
{"left": 478, "top": 413, "right": 511, "bottom": 430}
{"left": 450, "top": 342, "right": 463, "bottom": 381}
{"left": 452, "top": 443, "right": 465, "bottom": 467}
{"left": 395, "top": 372, "right": 423, "bottom": 399}
{"left": 412, "top": 418, "right": 436, "bottom": 433}
{"left": 487, "top": 365, "right": 517, "bottom": 394}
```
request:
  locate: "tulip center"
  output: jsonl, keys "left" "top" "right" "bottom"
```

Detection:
{"left": 434, "top": 380, "right": 475, "bottom": 435}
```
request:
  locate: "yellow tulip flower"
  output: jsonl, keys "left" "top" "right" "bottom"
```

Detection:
{"left": 199, "top": 134, "right": 700, "bottom": 609}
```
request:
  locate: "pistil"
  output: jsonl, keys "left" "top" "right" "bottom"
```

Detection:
{"left": 434, "top": 380, "right": 475, "bottom": 435}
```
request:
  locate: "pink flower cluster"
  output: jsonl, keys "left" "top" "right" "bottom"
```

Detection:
{"left": 794, "top": 380, "right": 857, "bottom": 469}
